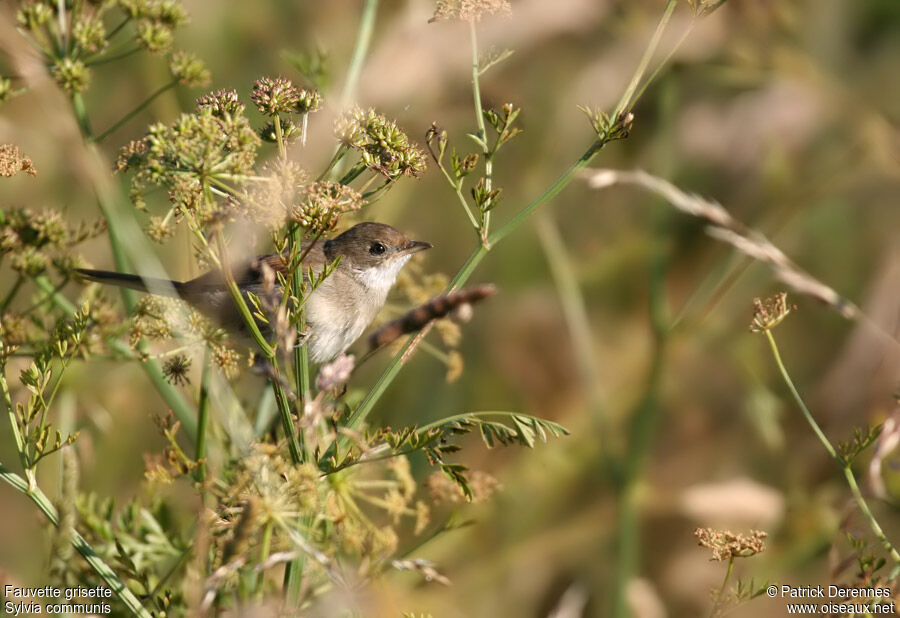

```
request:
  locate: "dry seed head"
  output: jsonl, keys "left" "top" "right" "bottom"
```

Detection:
{"left": 162, "top": 354, "right": 192, "bottom": 386}
{"left": 694, "top": 527, "right": 767, "bottom": 561}
{"left": 431, "top": 0, "right": 512, "bottom": 22}
{"left": 750, "top": 292, "right": 793, "bottom": 333}
{"left": 0, "top": 145, "right": 36, "bottom": 177}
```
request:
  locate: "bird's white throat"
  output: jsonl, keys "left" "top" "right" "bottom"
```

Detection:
{"left": 352, "top": 254, "right": 413, "bottom": 295}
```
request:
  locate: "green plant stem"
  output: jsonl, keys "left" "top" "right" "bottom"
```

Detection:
{"left": 209, "top": 226, "right": 302, "bottom": 465}
{"left": 612, "top": 74, "right": 674, "bottom": 618}
{"left": 256, "top": 522, "right": 274, "bottom": 598}
{"left": 469, "top": 20, "right": 491, "bottom": 243}
{"left": 434, "top": 159, "right": 480, "bottom": 230}
{"left": 764, "top": 330, "right": 900, "bottom": 566}
{"left": 535, "top": 212, "right": 605, "bottom": 420}
{"left": 290, "top": 231, "right": 311, "bottom": 411}
{"left": 195, "top": 350, "right": 211, "bottom": 482}
{"left": 274, "top": 115, "right": 287, "bottom": 160}
{"left": 1, "top": 274, "right": 24, "bottom": 312}
{"left": 94, "top": 79, "right": 177, "bottom": 143}
{"left": 85, "top": 46, "right": 141, "bottom": 67}
{"left": 708, "top": 557, "right": 735, "bottom": 618}
{"left": 71, "top": 92, "right": 93, "bottom": 137}
{"left": 0, "top": 462, "right": 152, "bottom": 617}
{"left": 339, "top": 0, "right": 379, "bottom": 109}
{"left": 613, "top": 0, "right": 677, "bottom": 116}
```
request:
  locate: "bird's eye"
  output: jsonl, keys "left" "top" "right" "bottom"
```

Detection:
{"left": 369, "top": 242, "right": 386, "bottom": 255}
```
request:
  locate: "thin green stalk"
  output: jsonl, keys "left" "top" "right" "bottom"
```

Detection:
{"left": 94, "top": 79, "right": 177, "bottom": 143}
{"left": 256, "top": 521, "right": 274, "bottom": 597}
{"left": 0, "top": 462, "right": 152, "bottom": 617}
{"left": 708, "top": 557, "right": 735, "bottom": 618}
{"left": 274, "top": 115, "right": 287, "bottom": 160}
{"left": 85, "top": 46, "right": 141, "bottom": 67}
{"left": 469, "top": 20, "right": 491, "bottom": 241}
{"left": 2, "top": 367, "right": 27, "bottom": 469}
{"left": 210, "top": 221, "right": 301, "bottom": 464}
{"left": 195, "top": 350, "right": 211, "bottom": 482}
{"left": 339, "top": 0, "right": 379, "bottom": 109}
{"left": 612, "top": 74, "right": 675, "bottom": 618}
{"left": 71, "top": 92, "right": 93, "bottom": 137}
{"left": 487, "top": 141, "right": 599, "bottom": 246}
{"left": 105, "top": 16, "right": 131, "bottom": 41}
{"left": 764, "top": 330, "right": 900, "bottom": 566}
{"left": 534, "top": 212, "right": 605, "bottom": 419}
{"left": 434, "top": 159, "right": 480, "bottom": 230}
{"left": 613, "top": 0, "right": 677, "bottom": 116}
{"left": 1, "top": 274, "right": 25, "bottom": 311}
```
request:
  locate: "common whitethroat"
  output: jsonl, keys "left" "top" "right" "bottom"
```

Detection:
{"left": 75, "top": 222, "right": 432, "bottom": 362}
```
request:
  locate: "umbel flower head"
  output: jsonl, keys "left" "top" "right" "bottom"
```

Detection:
{"left": 431, "top": 0, "right": 512, "bottom": 22}
{"left": 196, "top": 88, "right": 246, "bottom": 118}
{"left": 117, "top": 100, "right": 260, "bottom": 220}
{"left": 695, "top": 527, "right": 767, "bottom": 561}
{"left": 749, "top": 292, "right": 793, "bottom": 333}
{"left": 251, "top": 77, "right": 322, "bottom": 117}
{"left": 335, "top": 107, "right": 427, "bottom": 179}
{"left": 290, "top": 180, "right": 363, "bottom": 235}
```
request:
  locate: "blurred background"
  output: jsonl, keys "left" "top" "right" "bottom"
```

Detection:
{"left": 2, "top": 0, "right": 900, "bottom": 616}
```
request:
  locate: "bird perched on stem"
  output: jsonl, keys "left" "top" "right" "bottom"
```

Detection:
{"left": 76, "top": 222, "right": 431, "bottom": 362}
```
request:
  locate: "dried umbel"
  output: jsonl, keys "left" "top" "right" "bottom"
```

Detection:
{"left": 749, "top": 292, "right": 793, "bottom": 333}
{"left": 431, "top": 0, "right": 512, "bottom": 22}
{"left": 695, "top": 527, "right": 768, "bottom": 561}
{"left": 0, "top": 144, "right": 36, "bottom": 177}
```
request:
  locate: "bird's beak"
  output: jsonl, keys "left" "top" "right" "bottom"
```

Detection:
{"left": 398, "top": 240, "right": 433, "bottom": 255}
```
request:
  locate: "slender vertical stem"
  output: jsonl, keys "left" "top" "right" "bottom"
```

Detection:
{"left": 255, "top": 522, "right": 274, "bottom": 597}
{"left": 1, "top": 274, "right": 24, "bottom": 312}
{"left": 195, "top": 350, "right": 211, "bottom": 482}
{"left": 273, "top": 115, "right": 287, "bottom": 160}
{"left": 469, "top": 21, "right": 491, "bottom": 241}
{"left": 613, "top": 0, "right": 677, "bottom": 116}
{"left": 339, "top": 0, "right": 379, "bottom": 109}
{"left": 211, "top": 225, "right": 301, "bottom": 465}
{"left": 71, "top": 93, "right": 94, "bottom": 137}
{"left": 708, "top": 557, "right": 735, "bottom": 618}
{"left": 612, "top": 74, "right": 674, "bottom": 618}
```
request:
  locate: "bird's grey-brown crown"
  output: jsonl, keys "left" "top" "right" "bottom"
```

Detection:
{"left": 323, "top": 222, "right": 432, "bottom": 268}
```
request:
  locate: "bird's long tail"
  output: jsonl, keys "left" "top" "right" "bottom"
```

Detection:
{"left": 74, "top": 268, "right": 186, "bottom": 298}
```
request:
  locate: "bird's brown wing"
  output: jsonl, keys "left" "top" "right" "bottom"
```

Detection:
{"left": 184, "top": 242, "right": 328, "bottom": 289}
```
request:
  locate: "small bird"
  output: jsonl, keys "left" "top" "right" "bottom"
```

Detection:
{"left": 75, "top": 222, "right": 432, "bottom": 362}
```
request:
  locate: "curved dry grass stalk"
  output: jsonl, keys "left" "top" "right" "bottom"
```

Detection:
{"left": 586, "top": 168, "right": 859, "bottom": 320}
